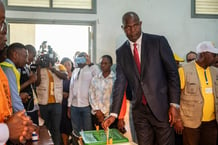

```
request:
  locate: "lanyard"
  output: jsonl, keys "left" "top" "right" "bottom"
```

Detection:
{"left": 204, "top": 69, "right": 208, "bottom": 85}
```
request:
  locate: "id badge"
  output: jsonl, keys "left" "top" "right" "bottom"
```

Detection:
{"left": 205, "top": 88, "right": 212, "bottom": 94}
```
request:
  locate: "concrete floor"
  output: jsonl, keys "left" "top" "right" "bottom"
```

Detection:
{"left": 32, "top": 125, "right": 53, "bottom": 145}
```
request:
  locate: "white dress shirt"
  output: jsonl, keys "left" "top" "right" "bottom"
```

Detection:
{"left": 129, "top": 33, "right": 142, "bottom": 63}
{"left": 68, "top": 65, "right": 100, "bottom": 107}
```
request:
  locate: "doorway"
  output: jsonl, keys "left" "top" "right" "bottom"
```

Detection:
{"left": 8, "top": 23, "right": 95, "bottom": 62}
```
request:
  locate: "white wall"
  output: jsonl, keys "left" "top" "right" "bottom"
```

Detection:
{"left": 6, "top": 0, "right": 218, "bottom": 62}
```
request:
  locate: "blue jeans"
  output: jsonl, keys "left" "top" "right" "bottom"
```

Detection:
{"left": 39, "top": 103, "right": 62, "bottom": 145}
{"left": 70, "top": 106, "right": 92, "bottom": 135}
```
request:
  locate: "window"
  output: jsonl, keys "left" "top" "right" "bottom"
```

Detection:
{"left": 8, "top": 22, "right": 97, "bottom": 63}
{"left": 192, "top": 0, "right": 218, "bottom": 18}
{"left": 6, "top": 0, "right": 96, "bottom": 13}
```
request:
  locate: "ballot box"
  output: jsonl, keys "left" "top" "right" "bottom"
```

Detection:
{"left": 80, "top": 129, "right": 129, "bottom": 145}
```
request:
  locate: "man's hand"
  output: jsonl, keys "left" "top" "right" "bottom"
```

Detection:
{"left": 20, "top": 92, "right": 30, "bottom": 103}
{"left": 117, "top": 118, "right": 125, "bottom": 130}
{"left": 28, "top": 73, "right": 37, "bottom": 84}
{"left": 101, "top": 116, "right": 116, "bottom": 130}
{"left": 168, "top": 105, "right": 179, "bottom": 127}
{"left": 95, "top": 110, "right": 104, "bottom": 123}
{"left": 5, "top": 110, "right": 36, "bottom": 144}
{"left": 174, "top": 119, "right": 184, "bottom": 134}
{"left": 63, "top": 92, "right": 69, "bottom": 99}
{"left": 19, "top": 114, "right": 36, "bottom": 143}
{"left": 117, "top": 119, "right": 126, "bottom": 134}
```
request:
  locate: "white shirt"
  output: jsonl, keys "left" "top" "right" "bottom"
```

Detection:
{"left": 89, "top": 71, "right": 116, "bottom": 116}
{"left": 129, "top": 33, "right": 142, "bottom": 63}
{"left": 0, "top": 123, "right": 9, "bottom": 145}
{"left": 68, "top": 65, "right": 100, "bottom": 107}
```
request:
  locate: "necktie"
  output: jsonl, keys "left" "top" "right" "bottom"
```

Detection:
{"left": 133, "top": 43, "right": 141, "bottom": 73}
{"left": 133, "top": 43, "right": 147, "bottom": 105}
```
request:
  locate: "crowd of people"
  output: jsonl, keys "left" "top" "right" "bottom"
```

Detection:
{"left": 1, "top": 1, "right": 218, "bottom": 145}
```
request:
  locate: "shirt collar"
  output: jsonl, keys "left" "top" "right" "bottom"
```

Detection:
{"left": 195, "top": 61, "right": 209, "bottom": 71}
{"left": 5, "top": 58, "right": 16, "bottom": 67}
{"left": 98, "top": 70, "right": 115, "bottom": 79}
{"left": 128, "top": 33, "right": 142, "bottom": 47}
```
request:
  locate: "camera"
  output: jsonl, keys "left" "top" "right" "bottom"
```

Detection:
{"left": 36, "top": 42, "right": 55, "bottom": 68}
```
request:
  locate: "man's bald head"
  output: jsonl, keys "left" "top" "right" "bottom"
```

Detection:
{"left": 0, "top": 1, "right": 4, "bottom": 11}
{"left": 122, "top": 11, "right": 140, "bottom": 26}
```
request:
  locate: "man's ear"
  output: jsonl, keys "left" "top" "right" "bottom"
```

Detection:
{"left": 13, "top": 50, "right": 19, "bottom": 60}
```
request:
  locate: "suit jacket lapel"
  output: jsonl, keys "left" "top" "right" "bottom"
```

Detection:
{"left": 141, "top": 33, "right": 147, "bottom": 80}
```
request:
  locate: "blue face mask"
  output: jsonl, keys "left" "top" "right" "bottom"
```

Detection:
{"left": 75, "top": 57, "right": 86, "bottom": 65}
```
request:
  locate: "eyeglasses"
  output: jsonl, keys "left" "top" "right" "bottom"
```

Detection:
{"left": 0, "top": 20, "right": 7, "bottom": 33}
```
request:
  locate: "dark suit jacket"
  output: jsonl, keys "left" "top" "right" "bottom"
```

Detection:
{"left": 111, "top": 33, "right": 180, "bottom": 122}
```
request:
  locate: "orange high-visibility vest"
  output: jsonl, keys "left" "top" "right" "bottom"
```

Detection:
{"left": 0, "top": 67, "right": 12, "bottom": 122}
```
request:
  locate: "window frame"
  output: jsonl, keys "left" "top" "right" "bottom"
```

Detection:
{"left": 191, "top": 0, "right": 218, "bottom": 19}
{"left": 5, "top": 0, "right": 97, "bottom": 14}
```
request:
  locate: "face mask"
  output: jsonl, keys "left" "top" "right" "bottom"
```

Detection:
{"left": 75, "top": 57, "right": 86, "bottom": 65}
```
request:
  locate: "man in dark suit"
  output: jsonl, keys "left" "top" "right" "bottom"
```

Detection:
{"left": 102, "top": 11, "right": 181, "bottom": 145}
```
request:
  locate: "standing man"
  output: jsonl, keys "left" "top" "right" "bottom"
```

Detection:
{"left": 20, "top": 44, "right": 39, "bottom": 125}
{"left": 1, "top": 42, "right": 29, "bottom": 112}
{"left": 36, "top": 47, "right": 67, "bottom": 145}
{"left": 68, "top": 52, "right": 100, "bottom": 137}
{"left": 174, "top": 41, "right": 218, "bottom": 145}
{"left": 102, "top": 11, "right": 180, "bottom": 145}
